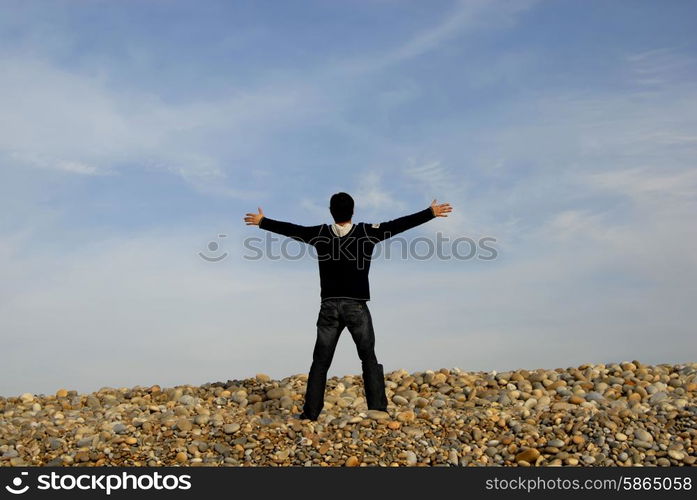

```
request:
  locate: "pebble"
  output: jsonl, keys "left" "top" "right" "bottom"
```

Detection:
{"left": 585, "top": 392, "right": 605, "bottom": 402}
{"left": 649, "top": 392, "right": 668, "bottom": 404}
{"left": 266, "top": 388, "right": 286, "bottom": 399}
{"left": 19, "top": 393, "right": 34, "bottom": 403}
{"left": 396, "top": 411, "right": 415, "bottom": 423}
{"left": 515, "top": 448, "right": 540, "bottom": 463}
{"left": 112, "top": 423, "right": 127, "bottom": 434}
{"left": 176, "top": 419, "right": 193, "bottom": 432}
{"left": 634, "top": 429, "right": 653, "bottom": 442}
{"left": 633, "top": 439, "right": 653, "bottom": 449}
{"left": 178, "top": 395, "right": 196, "bottom": 406}
{"left": 223, "top": 423, "right": 240, "bottom": 434}
{"left": 367, "top": 410, "right": 389, "bottom": 420}
{"left": 392, "top": 395, "right": 409, "bottom": 406}
{"left": 194, "top": 415, "right": 209, "bottom": 426}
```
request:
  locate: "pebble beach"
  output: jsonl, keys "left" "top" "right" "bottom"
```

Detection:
{"left": 1, "top": 361, "right": 695, "bottom": 467}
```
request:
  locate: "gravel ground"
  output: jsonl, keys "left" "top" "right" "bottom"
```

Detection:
{"left": 1, "top": 361, "right": 695, "bottom": 467}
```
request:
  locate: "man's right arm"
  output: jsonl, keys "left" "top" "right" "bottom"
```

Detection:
{"left": 365, "top": 200, "right": 452, "bottom": 242}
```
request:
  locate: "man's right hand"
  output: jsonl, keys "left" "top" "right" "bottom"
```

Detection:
{"left": 244, "top": 207, "right": 265, "bottom": 226}
{"left": 430, "top": 200, "right": 452, "bottom": 217}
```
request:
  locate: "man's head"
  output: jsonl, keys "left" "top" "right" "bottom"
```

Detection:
{"left": 329, "top": 192, "right": 354, "bottom": 223}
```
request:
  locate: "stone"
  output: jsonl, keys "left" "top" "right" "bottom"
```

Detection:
{"left": 56, "top": 389, "right": 69, "bottom": 398}
{"left": 345, "top": 456, "right": 359, "bottom": 467}
{"left": 367, "top": 410, "right": 389, "bottom": 420}
{"left": 515, "top": 448, "right": 540, "bottom": 463}
{"left": 194, "top": 415, "right": 209, "bottom": 426}
{"left": 178, "top": 395, "right": 196, "bottom": 406}
{"left": 19, "top": 393, "right": 34, "bottom": 403}
{"left": 633, "top": 440, "right": 653, "bottom": 449}
{"left": 634, "top": 429, "right": 653, "bottom": 442}
{"left": 649, "top": 392, "right": 668, "bottom": 404}
{"left": 223, "top": 423, "right": 240, "bottom": 434}
{"left": 77, "top": 437, "right": 94, "bottom": 448}
{"left": 48, "top": 438, "right": 63, "bottom": 450}
{"left": 175, "top": 452, "right": 187, "bottom": 463}
{"left": 392, "top": 395, "right": 409, "bottom": 406}
{"left": 112, "top": 423, "right": 127, "bottom": 434}
{"left": 414, "top": 397, "right": 429, "bottom": 408}
{"left": 266, "top": 388, "right": 287, "bottom": 399}
{"left": 405, "top": 451, "right": 418, "bottom": 466}
{"left": 396, "top": 411, "right": 416, "bottom": 423}
{"left": 585, "top": 391, "right": 605, "bottom": 402}
{"left": 214, "top": 443, "right": 232, "bottom": 456}
{"left": 176, "top": 419, "right": 193, "bottom": 432}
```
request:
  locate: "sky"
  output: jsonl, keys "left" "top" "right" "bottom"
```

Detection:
{"left": 1, "top": 0, "right": 696, "bottom": 396}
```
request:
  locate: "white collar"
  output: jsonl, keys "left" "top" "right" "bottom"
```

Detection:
{"left": 331, "top": 222, "right": 354, "bottom": 237}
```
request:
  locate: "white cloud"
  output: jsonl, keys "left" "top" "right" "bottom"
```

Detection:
{"left": 9, "top": 151, "right": 101, "bottom": 175}
{"left": 0, "top": 54, "right": 318, "bottom": 195}
{"left": 354, "top": 171, "right": 407, "bottom": 215}
{"left": 332, "top": 0, "right": 541, "bottom": 75}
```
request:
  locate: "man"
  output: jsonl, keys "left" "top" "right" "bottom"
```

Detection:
{"left": 244, "top": 193, "right": 452, "bottom": 420}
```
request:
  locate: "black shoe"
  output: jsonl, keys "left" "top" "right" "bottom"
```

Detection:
{"left": 293, "top": 412, "right": 316, "bottom": 421}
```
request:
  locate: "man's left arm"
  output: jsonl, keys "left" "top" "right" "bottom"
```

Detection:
{"left": 244, "top": 207, "right": 321, "bottom": 244}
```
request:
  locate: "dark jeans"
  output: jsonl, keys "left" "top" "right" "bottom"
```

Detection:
{"left": 302, "top": 298, "right": 388, "bottom": 420}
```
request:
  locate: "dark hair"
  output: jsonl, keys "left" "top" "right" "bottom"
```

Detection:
{"left": 329, "top": 192, "right": 354, "bottom": 223}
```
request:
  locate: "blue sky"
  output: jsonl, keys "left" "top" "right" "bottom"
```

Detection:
{"left": 1, "top": 0, "right": 696, "bottom": 396}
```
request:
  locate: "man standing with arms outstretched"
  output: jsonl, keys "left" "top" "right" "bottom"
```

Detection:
{"left": 244, "top": 194, "right": 452, "bottom": 421}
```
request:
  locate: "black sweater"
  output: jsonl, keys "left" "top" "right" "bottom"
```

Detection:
{"left": 258, "top": 207, "right": 436, "bottom": 301}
